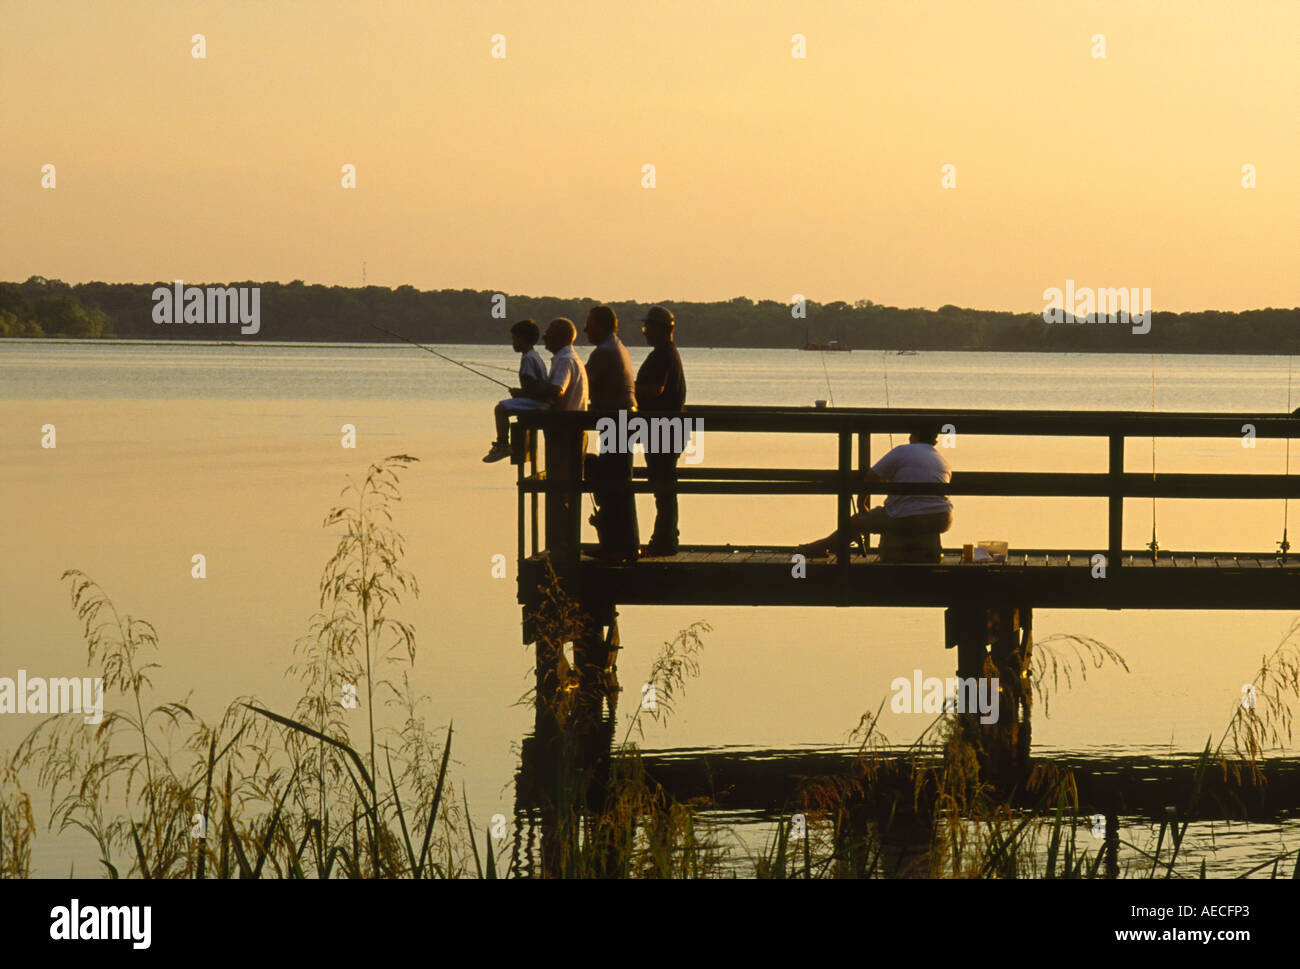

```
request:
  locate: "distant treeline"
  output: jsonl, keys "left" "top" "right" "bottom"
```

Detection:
{"left": 2, "top": 276, "right": 1297, "bottom": 353}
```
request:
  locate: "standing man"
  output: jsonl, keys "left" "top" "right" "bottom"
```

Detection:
{"left": 635, "top": 306, "right": 687, "bottom": 556}
{"left": 583, "top": 305, "right": 640, "bottom": 561}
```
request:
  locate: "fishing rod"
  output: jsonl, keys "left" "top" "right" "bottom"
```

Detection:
{"left": 819, "top": 350, "right": 835, "bottom": 406}
{"left": 1147, "top": 353, "right": 1159, "bottom": 559}
{"left": 364, "top": 320, "right": 512, "bottom": 389}
{"left": 881, "top": 351, "right": 895, "bottom": 449}
{"left": 1280, "top": 356, "right": 1294, "bottom": 561}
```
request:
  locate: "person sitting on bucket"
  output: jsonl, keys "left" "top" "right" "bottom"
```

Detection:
{"left": 795, "top": 423, "right": 953, "bottom": 557}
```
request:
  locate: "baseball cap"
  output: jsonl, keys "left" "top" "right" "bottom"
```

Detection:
{"left": 638, "top": 305, "right": 675, "bottom": 327}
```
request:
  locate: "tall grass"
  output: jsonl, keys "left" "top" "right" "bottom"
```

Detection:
{"left": 0, "top": 763, "right": 35, "bottom": 878}
{"left": 10, "top": 455, "right": 469, "bottom": 878}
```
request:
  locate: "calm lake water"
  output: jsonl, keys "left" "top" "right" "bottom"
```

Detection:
{"left": 3, "top": 341, "right": 1298, "bottom": 876}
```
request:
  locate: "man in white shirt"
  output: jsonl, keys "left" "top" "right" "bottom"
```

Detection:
{"left": 796, "top": 425, "right": 953, "bottom": 557}
{"left": 532, "top": 318, "right": 588, "bottom": 557}
{"left": 538, "top": 318, "right": 588, "bottom": 412}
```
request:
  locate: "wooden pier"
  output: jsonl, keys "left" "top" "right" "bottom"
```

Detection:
{"left": 510, "top": 405, "right": 1300, "bottom": 781}
{"left": 527, "top": 545, "right": 1300, "bottom": 610}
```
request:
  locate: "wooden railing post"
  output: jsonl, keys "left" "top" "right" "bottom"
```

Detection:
{"left": 857, "top": 431, "right": 871, "bottom": 555}
{"left": 543, "top": 421, "right": 584, "bottom": 564}
{"left": 1108, "top": 434, "right": 1124, "bottom": 572}
{"left": 529, "top": 431, "right": 539, "bottom": 557}
{"left": 837, "top": 430, "right": 852, "bottom": 570}
{"left": 515, "top": 425, "right": 526, "bottom": 566}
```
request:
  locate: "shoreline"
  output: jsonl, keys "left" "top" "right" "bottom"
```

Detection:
{"left": 3, "top": 337, "right": 1299, "bottom": 357}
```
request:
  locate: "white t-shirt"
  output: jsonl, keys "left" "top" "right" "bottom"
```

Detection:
{"left": 519, "top": 348, "right": 547, "bottom": 385}
{"left": 871, "top": 442, "right": 952, "bottom": 518}
{"left": 548, "top": 344, "right": 588, "bottom": 412}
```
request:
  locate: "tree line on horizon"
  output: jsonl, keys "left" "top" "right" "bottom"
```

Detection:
{"left": 2, "top": 276, "right": 1296, "bottom": 353}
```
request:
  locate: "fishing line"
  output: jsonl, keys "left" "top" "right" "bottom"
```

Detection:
{"left": 1148, "top": 353, "right": 1158, "bottom": 558}
{"left": 1280, "top": 356, "right": 1294, "bottom": 560}
{"left": 852, "top": 350, "right": 895, "bottom": 522}
{"left": 364, "top": 320, "right": 512, "bottom": 389}
{"left": 882, "top": 351, "right": 895, "bottom": 449}
{"left": 819, "top": 350, "right": 835, "bottom": 407}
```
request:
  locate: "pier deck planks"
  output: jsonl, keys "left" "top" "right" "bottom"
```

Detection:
{"left": 518, "top": 545, "right": 1300, "bottom": 610}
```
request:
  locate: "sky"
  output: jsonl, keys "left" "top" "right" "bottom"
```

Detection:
{"left": 2, "top": 0, "right": 1297, "bottom": 311}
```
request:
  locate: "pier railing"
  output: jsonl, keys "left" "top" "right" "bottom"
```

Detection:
{"left": 513, "top": 406, "right": 1300, "bottom": 572}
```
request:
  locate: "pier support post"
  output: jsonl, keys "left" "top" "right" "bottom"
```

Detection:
{"left": 520, "top": 591, "right": 620, "bottom": 878}
{"left": 543, "top": 426, "right": 585, "bottom": 564}
{"left": 572, "top": 602, "right": 620, "bottom": 729}
{"left": 987, "top": 606, "right": 1033, "bottom": 784}
{"left": 525, "top": 595, "right": 618, "bottom": 735}
{"left": 946, "top": 604, "right": 1034, "bottom": 789}
{"left": 947, "top": 605, "right": 987, "bottom": 751}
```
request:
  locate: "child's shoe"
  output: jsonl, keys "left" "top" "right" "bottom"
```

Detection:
{"left": 482, "top": 442, "right": 511, "bottom": 463}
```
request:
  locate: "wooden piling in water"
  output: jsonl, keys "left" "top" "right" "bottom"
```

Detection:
{"left": 947, "top": 604, "right": 1034, "bottom": 788}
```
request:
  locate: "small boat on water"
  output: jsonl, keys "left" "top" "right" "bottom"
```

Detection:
{"left": 800, "top": 327, "right": 850, "bottom": 351}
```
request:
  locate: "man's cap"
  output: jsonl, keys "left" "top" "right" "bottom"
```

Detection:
{"left": 638, "top": 305, "right": 675, "bottom": 327}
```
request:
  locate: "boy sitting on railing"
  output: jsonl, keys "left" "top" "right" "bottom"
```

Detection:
{"left": 483, "top": 319, "right": 550, "bottom": 463}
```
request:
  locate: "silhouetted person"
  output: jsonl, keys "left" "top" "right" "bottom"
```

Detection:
{"left": 583, "top": 305, "right": 639, "bottom": 561}
{"left": 483, "top": 319, "right": 547, "bottom": 463}
{"left": 535, "top": 318, "right": 588, "bottom": 559}
{"left": 796, "top": 425, "right": 953, "bottom": 557}
{"left": 635, "top": 306, "right": 687, "bottom": 556}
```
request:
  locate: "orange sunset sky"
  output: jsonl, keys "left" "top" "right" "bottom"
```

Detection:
{"left": 2, "top": 0, "right": 1297, "bottom": 311}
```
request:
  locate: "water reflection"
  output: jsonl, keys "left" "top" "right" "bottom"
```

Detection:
{"left": 509, "top": 736, "right": 1300, "bottom": 877}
